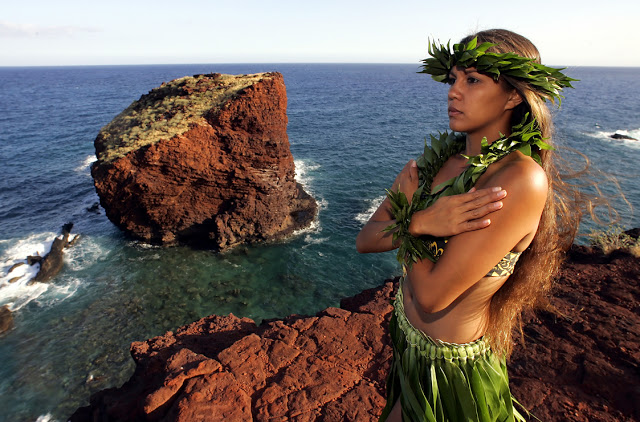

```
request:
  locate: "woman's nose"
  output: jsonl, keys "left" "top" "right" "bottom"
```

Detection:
{"left": 448, "top": 80, "right": 461, "bottom": 100}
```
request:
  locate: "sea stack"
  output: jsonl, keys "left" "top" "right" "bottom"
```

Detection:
{"left": 92, "top": 72, "right": 316, "bottom": 249}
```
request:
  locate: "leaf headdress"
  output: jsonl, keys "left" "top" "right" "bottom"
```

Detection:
{"left": 419, "top": 37, "right": 578, "bottom": 104}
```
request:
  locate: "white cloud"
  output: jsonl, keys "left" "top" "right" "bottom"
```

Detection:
{"left": 0, "top": 20, "right": 100, "bottom": 38}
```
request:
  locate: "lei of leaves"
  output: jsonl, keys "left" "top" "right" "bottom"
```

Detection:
{"left": 419, "top": 37, "right": 577, "bottom": 104}
{"left": 384, "top": 115, "right": 552, "bottom": 267}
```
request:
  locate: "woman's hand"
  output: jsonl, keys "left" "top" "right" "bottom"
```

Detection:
{"left": 356, "top": 160, "right": 420, "bottom": 254}
{"left": 409, "top": 187, "right": 507, "bottom": 238}
{"left": 392, "top": 160, "right": 419, "bottom": 203}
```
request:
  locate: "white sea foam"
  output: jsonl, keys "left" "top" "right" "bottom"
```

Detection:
{"left": 303, "top": 231, "right": 329, "bottom": 246}
{"left": 355, "top": 195, "right": 385, "bottom": 225}
{"left": 75, "top": 154, "right": 97, "bottom": 172}
{"left": 294, "top": 159, "right": 320, "bottom": 190}
{"left": 63, "top": 235, "right": 104, "bottom": 271}
{"left": 0, "top": 233, "right": 82, "bottom": 311}
{"left": 293, "top": 159, "right": 329, "bottom": 242}
{"left": 294, "top": 214, "right": 322, "bottom": 242}
{"left": 130, "top": 241, "right": 161, "bottom": 249}
{"left": 34, "top": 277, "right": 82, "bottom": 308}
{"left": 293, "top": 159, "right": 327, "bottom": 211}
{"left": 584, "top": 128, "right": 640, "bottom": 149}
{"left": 223, "top": 259, "right": 241, "bottom": 268}
{"left": 1, "top": 233, "right": 56, "bottom": 282}
{"left": 315, "top": 197, "right": 329, "bottom": 211}
{"left": 36, "top": 414, "right": 56, "bottom": 422}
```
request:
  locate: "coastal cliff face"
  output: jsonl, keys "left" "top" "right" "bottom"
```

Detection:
{"left": 92, "top": 72, "right": 316, "bottom": 249}
{"left": 70, "top": 245, "right": 639, "bottom": 421}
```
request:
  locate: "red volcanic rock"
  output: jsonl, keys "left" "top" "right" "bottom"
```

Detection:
{"left": 69, "top": 246, "right": 639, "bottom": 421}
{"left": 509, "top": 245, "right": 640, "bottom": 422}
{"left": 92, "top": 72, "right": 316, "bottom": 249}
{"left": 70, "top": 284, "right": 395, "bottom": 421}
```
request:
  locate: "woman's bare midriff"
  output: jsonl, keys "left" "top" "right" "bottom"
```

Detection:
{"left": 402, "top": 268, "right": 509, "bottom": 344}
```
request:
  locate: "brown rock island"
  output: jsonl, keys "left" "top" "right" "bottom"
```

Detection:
{"left": 92, "top": 72, "right": 317, "bottom": 249}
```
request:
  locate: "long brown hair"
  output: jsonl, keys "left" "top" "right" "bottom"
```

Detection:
{"left": 459, "top": 29, "right": 584, "bottom": 356}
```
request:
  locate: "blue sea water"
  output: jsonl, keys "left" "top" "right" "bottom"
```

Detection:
{"left": 0, "top": 63, "right": 638, "bottom": 421}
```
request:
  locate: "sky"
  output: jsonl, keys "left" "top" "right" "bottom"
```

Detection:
{"left": 1, "top": 0, "right": 639, "bottom": 67}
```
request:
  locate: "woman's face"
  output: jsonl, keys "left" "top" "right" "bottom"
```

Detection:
{"left": 447, "top": 66, "right": 520, "bottom": 138}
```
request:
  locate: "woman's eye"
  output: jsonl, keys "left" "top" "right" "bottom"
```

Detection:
{"left": 467, "top": 77, "right": 479, "bottom": 84}
{"left": 447, "top": 77, "right": 456, "bottom": 85}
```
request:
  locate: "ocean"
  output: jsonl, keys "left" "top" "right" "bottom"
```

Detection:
{"left": 0, "top": 64, "right": 638, "bottom": 421}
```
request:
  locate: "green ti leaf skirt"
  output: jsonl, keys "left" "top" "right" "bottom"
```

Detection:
{"left": 379, "top": 283, "right": 525, "bottom": 422}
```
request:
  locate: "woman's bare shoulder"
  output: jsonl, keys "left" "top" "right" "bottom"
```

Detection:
{"left": 481, "top": 151, "right": 548, "bottom": 196}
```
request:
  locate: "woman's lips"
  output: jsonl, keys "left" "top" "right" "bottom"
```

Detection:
{"left": 448, "top": 106, "right": 462, "bottom": 117}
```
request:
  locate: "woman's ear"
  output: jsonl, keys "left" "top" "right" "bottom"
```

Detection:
{"left": 505, "top": 90, "right": 524, "bottom": 110}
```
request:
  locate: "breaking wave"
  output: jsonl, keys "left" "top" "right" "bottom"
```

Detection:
{"left": 0, "top": 233, "right": 83, "bottom": 311}
{"left": 294, "top": 159, "right": 320, "bottom": 191}
{"left": 584, "top": 127, "right": 640, "bottom": 149}
{"left": 355, "top": 195, "right": 385, "bottom": 225}
{"left": 293, "top": 159, "right": 328, "bottom": 242}
{"left": 74, "top": 154, "right": 97, "bottom": 173}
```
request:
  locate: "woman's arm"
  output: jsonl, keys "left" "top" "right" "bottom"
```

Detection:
{"left": 356, "top": 160, "right": 510, "bottom": 253}
{"left": 356, "top": 160, "right": 418, "bottom": 253}
{"left": 408, "top": 187, "right": 506, "bottom": 238}
{"left": 407, "top": 158, "right": 548, "bottom": 313}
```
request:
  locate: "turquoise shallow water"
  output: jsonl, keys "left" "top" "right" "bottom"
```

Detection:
{"left": 0, "top": 64, "right": 638, "bottom": 421}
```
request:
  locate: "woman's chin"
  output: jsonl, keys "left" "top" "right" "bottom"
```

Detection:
{"left": 448, "top": 121, "right": 466, "bottom": 133}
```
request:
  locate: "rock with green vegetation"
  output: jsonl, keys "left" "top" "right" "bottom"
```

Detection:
{"left": 92, "top": 72, "right": 316, "bottom": 249}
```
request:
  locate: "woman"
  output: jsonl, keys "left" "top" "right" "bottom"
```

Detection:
{"left": 356, "top": 29, "right": 579, "bottom": 421}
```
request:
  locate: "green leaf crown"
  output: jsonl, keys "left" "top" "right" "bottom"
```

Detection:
{"left": 419, "top": 37, "right": 578, "bottom": 104}
{"left": 385, "top": 115, "right": 553, "bottom": 267}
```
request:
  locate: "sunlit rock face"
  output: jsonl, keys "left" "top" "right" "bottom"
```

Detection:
{"left": 92, "top": 72, "right": 316, "bottom": 249}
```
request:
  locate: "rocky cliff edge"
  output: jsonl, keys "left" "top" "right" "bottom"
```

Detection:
{"left": 70, "top": 244, "right": 639, "bottom": 421}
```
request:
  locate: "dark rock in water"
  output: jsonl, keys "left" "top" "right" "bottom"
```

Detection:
{"left": 0, "top": 305, "right": 13, "bottom": 336}
{"left": 610, "top": 133, "right": 638, "bottom": 141}
{"left": 27, "top": 255, "right": 42, "bottom": 266}
{"left": 91, "top": 72, "right": 317, "bottom": 250}
{"left": 68, "top": 234, "right": 81, "bottom": 247}
{"left": 86, "top": 202, "right": 101, "bottom": 214}
{"left": 29, "top": 223, "right": 77, "bottom": 284}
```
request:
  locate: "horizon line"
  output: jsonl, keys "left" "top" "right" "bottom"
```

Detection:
{"left": 1, "top": 62, "right": 638, "bottom": 69}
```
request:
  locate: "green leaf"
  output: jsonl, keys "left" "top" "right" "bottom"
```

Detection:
{"left": 449, "top": 363, "right": 480, "bottom": 421}
{"left": 466, "top": 37, "right": 478, "bottom": 50}
{"left": 517, "top": 144, "right": 531, "bottom": 156}
{"left": 475, "top": 361, "right": 502, "bottom": 418}
{"left": 432, "top": 136, "right": 442, "bottom": 155}
{"left": 436, "top": 364, "right": 460, "bottom": 421}
{"left": 470, "top": 365, "right": 491, "bottom": 422}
